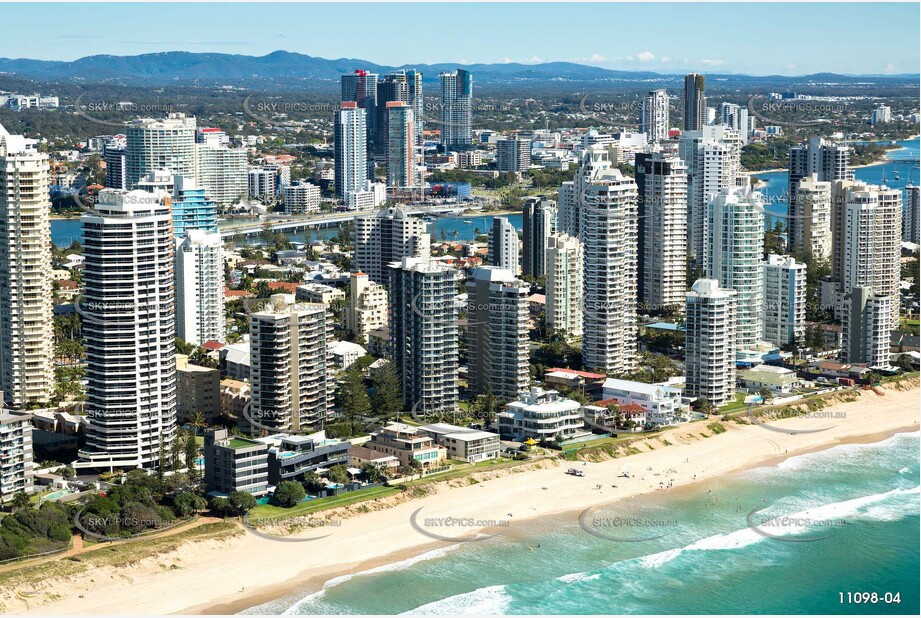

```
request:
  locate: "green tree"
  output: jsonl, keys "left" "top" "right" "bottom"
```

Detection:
{"left": 327, "top": 464, "right": 350, "bottom": 485}
{"left": 361, "top": 463, "right": 385, "bottom": 483}
{"left": 210, "top": 496, "right": 231, "bottom": 517}
{"left": 370, "top": 362, "right": 403, "bottom": 419}
{"left": 173, "top": 492, "right": 207, "bottom": 517}
{"left": 335, "top": 369, "right": 371, "bottom": 435}
{"left": 271, "top": 481, "right": 306, "bottom": 507}
{"left": 11, "top": 491, "right": 31, "bottom": 511}
{"left": 184, "top": 431, "right": 200, "bottom": 485}
{"left": 228, "top": 490, "right": 257, "bottom": 516}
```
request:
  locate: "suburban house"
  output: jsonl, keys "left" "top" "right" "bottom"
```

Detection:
{"left": 738, "top": 364, "right": 801, "bottom": 394}
{"left": 418, "top": 423, "right": 500, "bottom": 463}
{"left": 348, "top": 444, "right": 400, "bottom": 472}
{"left": 583, "top": 400, "right": 648, "bottom": 432}
{"left": 498, "top": 387, "right": 586, "bottom": 442}
{"left": 543, "top": 368, "right": 606, "bottom": 399}
{"left": 365, "top": 423, "right": 447, "bottom": 470}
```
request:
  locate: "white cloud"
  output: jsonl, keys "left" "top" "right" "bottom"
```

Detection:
{"left": 501, "top": 58, "right": 513, "bottom": 64}
{"left": 660, "top": 56, "right": 671, "bottom": 63}
{"left": 525, "top": 55, "right": 543, "bottom": 64}
{"left": 700, "top": 58, "right": 725, "bottom": 66}
{"left": 624, "top": 54, "right": 634, "bottom": 61}
{"left": 883, "top": 64, "right": 898, "bottom": 73}
{"left": 636, "top": 51, "right": 656, "bottom": 62}
{"left": 585, "top": 53, "right": 607, "bottom": 63}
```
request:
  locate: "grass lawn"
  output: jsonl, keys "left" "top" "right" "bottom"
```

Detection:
{"left": 720, "top": 393, "right": 748, "bottom": 412}
{"left": 248, "top": 485, "right": 399, "bottom": 520}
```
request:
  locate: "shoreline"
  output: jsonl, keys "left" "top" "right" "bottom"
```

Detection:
{"left": 8, "top": 382, "right": 918, "bottom": 616}
{"left": 202, "top": 421, "right": 921, "bottom": 616}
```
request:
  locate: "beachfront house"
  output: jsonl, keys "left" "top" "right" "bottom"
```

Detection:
{"left": 418, "top": 423, "right": 501, "bottom": 463}
{"left": 737, "top": 364, "right": 801, "bottom": 395}
{"left": 498, "top": 387, "right": 585, "bottom": 442}
{"left": 600, "top": 377, "right": 685, "bottom": 426}
{"left": 348, "top": 445, "right": 400, "bottom": 473}
{"left": 256, "top": 432, "right": 350, "bottom": 484}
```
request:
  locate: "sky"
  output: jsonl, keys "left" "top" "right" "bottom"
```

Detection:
{"left": 1, "top": 2, "right": 919, "bottom": 76}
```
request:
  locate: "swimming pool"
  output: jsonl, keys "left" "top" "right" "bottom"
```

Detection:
{"left": 42, "top": 489, "right": 75, "bottom": 501}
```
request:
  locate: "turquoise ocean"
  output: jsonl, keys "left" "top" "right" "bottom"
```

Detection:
{"left": 244, "top": 431, "right": 919, "bottom": 615}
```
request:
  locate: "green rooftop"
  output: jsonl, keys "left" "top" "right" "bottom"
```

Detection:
{"left": 226, "top": 437, "right": 261, "bottom": 449}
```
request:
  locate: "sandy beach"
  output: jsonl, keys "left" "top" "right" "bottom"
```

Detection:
{"left": 6, "top": 382, "right": 918, "bottom": 616}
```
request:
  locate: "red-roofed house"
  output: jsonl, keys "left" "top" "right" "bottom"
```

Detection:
{"left": 543, "top": 367, "right": 606, "bottom": 399}
{"left": 224, "top": 288, "right": 254, "bottom": 302}
{"left": 267, "top": 281, "right": 300, "bottom": 294}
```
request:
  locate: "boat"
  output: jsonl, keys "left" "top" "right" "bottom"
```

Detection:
{"left": 566, "top": 468, "right": 586, "bottom": 477}
{"left": 462, "top": 219, "right": 473, "bottom": 224}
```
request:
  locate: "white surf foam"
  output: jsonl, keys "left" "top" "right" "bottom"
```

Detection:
{"left": 401, "top": 585, "right": 512, "bottom": 615}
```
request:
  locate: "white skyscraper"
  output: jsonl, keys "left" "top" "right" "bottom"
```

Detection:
{"left": 334, "top": 102, "right": 368, "bottom": 198}
{"left": 545, "top": 233, "right": 583, "bottom": 339}
{"left": 78, "top": 189, "right": 177, "bottom": 470}
{"left": 175, "top": 230, "right": 225, "bottom": 346}
{"left": 685, "top": 279, "right": 737, "bottom": 407}
{"left": 635, "top": 151, "right": 688, "bottom": 312}
{"left": 353, "top": 206, "right": 431, "bottom": 284}
{"left": 125, "top": 113, "right": 197, "bottom": 189}
{"left": 678, "top": 125, "right": 743, "bottom": 269}
{"left": 466, "top": 267, "right": 530, "bottom": 401}
{"left": 838, "top": 183, "right": 902, "bottom": 329}
{"left": 439, "top": 69, "right": 473, "bottom": 148}
{"left": 762, "top": 254, "right": 806, "bottom": 347}
{"left": 788, "top": 137, "right": 851, "bottom": 252}
{"left": 488, "top": 217, "right": 520, "bottom": 273}
{"left": 641, "top": 89, "right": 670, "bottom": 143}
{"left": 194, "top": 143, "right": 247, "bottom": 205}
{"left": 706, "top": 185, "right": 765, "bottom": 351}
{"left": 793, "top": 174, "right": 833, "bottom": 261}
{"left": 580, "top": 168, "right": 638, "bottom": 374}
{"left": 557, "top": 181, "right": 577, "bottom": 237}
{"left": 719, "top": 102, "right": 750, "bottom": 144}
{"left": 388, "top": 257, "right": 459, "bottom": 415}
{"left": 249, "top": 295, "right": 333, "bottom": 432}
{"left": 0, "top": 125, "right": 54, "bottom": 408}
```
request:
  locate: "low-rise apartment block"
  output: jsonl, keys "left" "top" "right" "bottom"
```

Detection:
{"left": 418, "top": 423, "right": 500, "bottom": 463}
{"left": 498, "top": 387, "right": 585, "bottom": 442}
{"left": 203, "top": 428, "right": 269, "bottom": 497}
{"left": 366, "top": 422, "right": 447, "bottom": 470}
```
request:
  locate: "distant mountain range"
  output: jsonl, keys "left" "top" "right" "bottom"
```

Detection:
{"left": 0, "top": 51, "right": 916, "bottom": 87}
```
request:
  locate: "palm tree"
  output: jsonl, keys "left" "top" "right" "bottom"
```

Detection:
{"left": 188, "top": 411, "right": 207, "bottom": 436}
